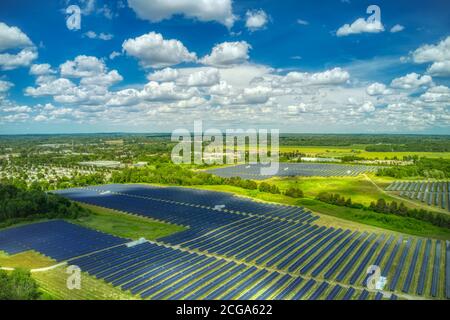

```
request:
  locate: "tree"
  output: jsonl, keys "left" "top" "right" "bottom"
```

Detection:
{"left": 0, "top": 269, "right": 41, "bottom": 300}
{"left": 270, "top": 185, "right": 280, "bottom": 194}
{"left": 0, "top": 184, "right": 90, "bottom": 226}
{"left": 375, "top": 199, "right": 388, "bottom": 213}
{"left": 284, "top": 187, "right": 304, "bottom": 198}
{"left": 258, "top": 182, "right": 271, "bottom": 193}
{"left": 345, "top": 198, "right": 352, "bottom": 207}
{"left": 389, "top": 201, "right": 398, "bottom": 214}
{"left": 398, "top": 202, "right": 408, "bottom": 216}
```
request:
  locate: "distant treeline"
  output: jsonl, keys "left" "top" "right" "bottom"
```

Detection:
{"left": 0, "top": 184, "right": 89, "bottom": 228}
{"left": 365, "top": 142, "right": 450, "bottom": 152}
{"left": 280, "top": 134, "right": 450, "bottom": 150}
{"left": 316, "top": 192, "right": 450, "bottom": 229}
{"left": 377, "top": 158, "right": 450, "bottom": 178}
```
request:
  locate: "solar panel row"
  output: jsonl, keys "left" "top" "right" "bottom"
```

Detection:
{"left": 66, "top": 240, "right": 397, "bottom": 300}
{"left": 56, "top": 187, "right": 244, "bottom": 234}
{"left": 0, "top": 220, "right": 126, "bottom": 261}
{"left": 57, "top": 184, "right": 318, "bottom": 233}
{"left": 386, "top": 181, "right": 450, "bottom": 211}
{"left": 206, "top": 163, "right": 382, "bottom": 180}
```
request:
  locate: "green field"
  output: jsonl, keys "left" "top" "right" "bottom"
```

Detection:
{"left": 34, "top": 266, "right": 138, "bottom": 300}
{"left": 268, "top": 175, "right": 393, "bottom": 205}
{"left": 266, "top": 174, "right": 449, "bottom": 214}
{"left": 73, "top": 203, "right": 186, "bottom": 240}
{"left": 0, "top": 251, "right": 55, "bottom": 269}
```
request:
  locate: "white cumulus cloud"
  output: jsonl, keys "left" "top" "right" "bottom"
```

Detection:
{"left": 412, "top": 36, "right": 450, "bottom": 78}
{"left": 390, "top": 24, "right": 404, "bottom": 33}
{"left": 245, "top": 9, "right": 269, "bottom": 31}
{"left": 122, "top": 32, "right": 197, "bottom": 69}
{"left": 366, "top": 82, "right": 391, "bottom": 96}
{"left": 0, "top": 22, "right": 33, "bottom": 52}
{"left": 427, "top": 61, "right": 450, "bottom": 77}
{"left": 420, "top": 85, "right": 450, "bottom": 103}
{"left": 239, "top": 86, "right": 272, "bottom": 104}
{"left": 30, "top": 63, "right": 56, "bottom": 75}
{"left": 390, "top": 73, "right": 433, "bottom": 89}
{"left": 147, "top": 67, "right": 180, "bottom": 82}
{"left": 0, "top": 49, "right": 37, "bottom": 70}
{"left": 0, "top": 80, "right": 14, "bottom": 93}
{"left": 282, "top": 67, "right": 350, "bottom": 85}
{"left": 412, "top": 36, "right": 450, "bottom": 64}
{"left": 336, "top": 18, "right": 384, "bottom": 36}
{"left": 358, "top": 101, "right": 375, "bottom": 112}
{"left": 127, "top": 0, "right": 236, "bottom": 28}
{"left": 200, "top": 41, "right": 251, "bottom": 67}
{"left": 186, "top": 68, "right": 220, "bottom": 86}
{"left": 287, "top": 103, "right": 306, "bottom": 114}
{"left": 60, "top": 55, "right": 106, "bottom": 78}
{"left": 25, "top": 78, "right": 76, "bottom": 97}
{"left": 84, "top": 31, "right": 114, "bottom": 40}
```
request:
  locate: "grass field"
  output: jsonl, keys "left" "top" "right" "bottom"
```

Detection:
{"left": 0, "top": 251, "right": 55, "bottom": 269}
{"left": 268, "top": 175, "right": 393, "bottom": 205}
{"left": 73, "top": 203, "right": 186, "bottom": 240}
{"left": 265, "top": 174, "right": 449, "bottom": 214}
{"left": 34, "top": 266, "right": 138, "bottom": 300}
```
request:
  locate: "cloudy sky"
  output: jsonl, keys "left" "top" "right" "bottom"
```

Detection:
{"left": 0, "top": 0, "right": 449, "bottom": 134}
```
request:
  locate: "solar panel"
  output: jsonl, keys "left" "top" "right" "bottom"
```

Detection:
{"left": 0, "top": 220, "right": 127, "bottom": 261}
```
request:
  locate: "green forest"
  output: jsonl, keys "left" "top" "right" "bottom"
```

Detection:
{"left": 377, "top": 158, "right": 450, "bottom": 178}
{"left": 0, "top": 184, "right": 89, "bottom": 228}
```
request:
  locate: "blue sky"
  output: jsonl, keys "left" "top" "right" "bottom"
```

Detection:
{"left": 0, "top": 0, "right": 449, "bottom": 134}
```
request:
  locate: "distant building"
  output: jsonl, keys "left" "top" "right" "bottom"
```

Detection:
{"left": 105, "top": 140, "right": 124, "bottom": 145}
{"left": 133, "top": 162, "right": 148, "bottom": 167}
{"left": 78, "top": 161, "right": 123, "bottom": 168}
{"left": 300, "top": 157, "right": 341, "bottom": 163}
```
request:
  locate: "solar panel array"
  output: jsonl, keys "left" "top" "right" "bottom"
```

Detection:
{"left": 54, "top": 184, "right": 450, "bottom": 299}
{"left": 159, "top": 217, "right": 448, "bottom": 298}
{"left": 56, "top": 185, "right": 318, "bottom": 233}
{"left": 2, "top": 184, "right": 450, "bottom": 300}
{"left": 68, "top": 242, "right": 389, "bottom": 300}
{"left": 0, "top": 220, "right": 127, "bottom": 261}
{"left": 386, "top": 181, "right": 450, "bottom": 211}
{"left": 205, "top": 163, "right": 382, "bottom": 180}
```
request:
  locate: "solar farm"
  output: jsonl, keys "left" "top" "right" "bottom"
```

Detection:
{"left": 205, "top": 163, "right": 382, "bottom": 180}
{"left": 2, "top": 184, "right": 449, "bottom": 300}
{"left": 386, "top": 181, "right": 450, "bottom": 211}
